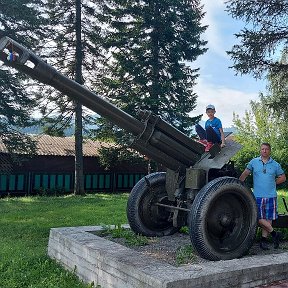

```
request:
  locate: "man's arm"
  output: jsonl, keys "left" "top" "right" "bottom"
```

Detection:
{"left": 239, "top": 168, "right": 251, "bottom": 182}
{"left": 276, "top": 174, "right": 286, "bottom": 185}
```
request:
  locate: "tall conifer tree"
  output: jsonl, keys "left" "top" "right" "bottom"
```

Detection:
{"left": 41, "top": 0, "right": 103, "bottom": 194}
{"left": 0, "top": 0, "right": 48, "bottom": 160}
{"left": 225, "top": 0, "right": 288, "bottom": 78}
{"left": 264, "top": 49, "right": 288, "bottom": 119}
{"left": 226, "top": 0, "right": 288, "bottom": 133}
{"left": 93, "top": 0, "right": 207, "bottom": 138}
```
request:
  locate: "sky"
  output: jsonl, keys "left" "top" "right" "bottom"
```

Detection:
{"left": 189, "top": 0, "right": 266, "bottom": 128}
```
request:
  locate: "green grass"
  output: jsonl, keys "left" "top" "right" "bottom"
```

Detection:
{"left": 275, "top": 190, "right": 288, "bottom": 239}
{"left": 1, "top": 190, "right": 288, "bottom": 287}
{"left": 0, "top": 194, "right": 128, "bottom": 288}
{"left": 99, "top": 224, "right": 149, "bottom": 246}
{"left": 175, "top": 245, "right": 196, "bottom": 266}
{"left": 277, "top": 189, "right": 288, "bottom": 213}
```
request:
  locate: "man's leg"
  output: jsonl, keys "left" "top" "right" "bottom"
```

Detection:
{"left": 258, "top": 219, "right": 271, "bottom": 250}
{"left": 259, "top": 219, "right": 273, "bottom": 234}
{"left": 258, "top": 219, "right": 281, "bottom": 249}
{"left": 257, "top": 197, "right": 271, "bottom": 250}
{"left": 258, "top": 197, "right": 281, "bottom": 249}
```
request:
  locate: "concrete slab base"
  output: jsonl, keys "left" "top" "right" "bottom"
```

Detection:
{"left": 48, "top": 226, "right": 288, "bottom": 288}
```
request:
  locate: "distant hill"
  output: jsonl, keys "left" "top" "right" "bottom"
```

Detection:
{"left": 20, "top": 125, "right": 75, "bottom": 136}
{"left": 19, "top": 117, "right": 97, "bottom": 136}
{"left": 20, "top": 126, "right": 42, "bottom": 135}
{"left": 20, "top": 118, "right": 237, "bottom": 136}
{"left": 224, "top": 126, "right": 237, "bottom": 134}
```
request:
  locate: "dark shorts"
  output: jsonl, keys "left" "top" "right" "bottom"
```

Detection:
{"left": 256, "top": 197, "right": 278, "bottom": 220}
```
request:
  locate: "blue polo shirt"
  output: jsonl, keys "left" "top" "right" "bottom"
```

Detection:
{"left": 205, "top": 117, "right": 222, "bottom": 139}
{"left": 246, "top": 156, "right": 284, "bottom": 198}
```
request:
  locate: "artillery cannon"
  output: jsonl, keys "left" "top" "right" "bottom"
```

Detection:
{"left": 0, "top": 36, "right": 259, "bottom": 261}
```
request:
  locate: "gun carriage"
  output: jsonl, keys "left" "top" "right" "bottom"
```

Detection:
{"left": 2, "top": 36, "right": 283, "bottom": 261}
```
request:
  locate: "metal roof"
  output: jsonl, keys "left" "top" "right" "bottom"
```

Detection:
{"left": 0, "top": 134, "right": 111, "bottom": 157}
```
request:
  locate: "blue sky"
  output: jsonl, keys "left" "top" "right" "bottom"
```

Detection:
{"left": 189, "top": 0, "right": 266, "bottom": 127}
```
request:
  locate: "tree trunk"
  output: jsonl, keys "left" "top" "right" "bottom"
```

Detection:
{"left": 74, "top": 0, "right": 84, "bottom": 195}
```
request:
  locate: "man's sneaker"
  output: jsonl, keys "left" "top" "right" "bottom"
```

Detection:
{"left": 260, "top": 240, "right": 269, "bottom": 250}
{"left": 273, "top": 232, "right": 282, "bottom": 249}
{"left": 205, "top": 142, "right": 214, "bottom": 152}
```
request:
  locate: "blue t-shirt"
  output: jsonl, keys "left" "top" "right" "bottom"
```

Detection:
{"left": 205, "top": 117, "right": 222, "bottom": 138}
{"left": 246, "top": 156, "right": 284, "bottom": 198}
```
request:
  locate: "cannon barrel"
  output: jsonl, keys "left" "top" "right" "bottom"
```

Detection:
{"left": 0, "top": 36, "right": 205, "bottom": 171}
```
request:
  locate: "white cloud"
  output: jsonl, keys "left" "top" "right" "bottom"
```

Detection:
{"left": 191, "top": 78, "right": 260, "bottom": 128}
{"left": 200, "top": 0, "right": 228, "bottom": 58}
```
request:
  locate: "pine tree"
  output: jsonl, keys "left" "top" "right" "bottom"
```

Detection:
{"left": 93, "top": 0, "right": 207, "bottom": 138}
{"left": 0, "top": 70, "right": 37, "bottom": 156}
{"left": 0, "top": 0, "right": 48, "bottom": 158}
{"left": 225, "top": 0, "right": 288, "bottom": 78}
{"left": 264, "top": 48, "right": 288, "bottom": 120}
{"left": 41, "top": 0, "right": 105, "bottom": 194}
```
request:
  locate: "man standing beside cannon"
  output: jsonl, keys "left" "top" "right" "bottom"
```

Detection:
{"left": 239, "top": 143, "right": 286, "bottom": 250}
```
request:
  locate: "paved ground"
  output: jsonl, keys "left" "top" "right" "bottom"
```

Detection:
{"left": 257, "top": 280, "right": 288, "bottom": 287}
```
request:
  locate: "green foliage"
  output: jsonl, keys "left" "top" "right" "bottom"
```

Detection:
{"left": 92, "top": 0, "right": 207, "bottom": 139}
{"left": 230, "top": 47, "right": 288, "bottom": 186}
{"left": 276, "top": 190, "right": 288, "bottom": 241}
{"left": 125, "top": 233, "right": 149, "bottom": 246}
{"left": 100, "top": 223, "right": 151, "bottom": 246}
{"left": 0, "top": 66, "right": 38, "bottom": 157}
{"left": 225, "top": 0, "right": 288, "bottom": 78}
{"left": 232, "top": 96, "right": 288, "bottom": 186}
{"left": 100, "top": 224, "right": 149, "bottom": 246}
{"left": 0, "top": 0, "right": 49, "bottom": 154}
{"left": 175, "top": 245, "right": 195, "bottom": 266}
{"left": 40, "top": 116, "right": 72, "bottom": 137}
{"left": 179, "top": 226, "right": 189, "bottom": 234}
{"left": 98, "top": 145, "right": 147, "bottom": 170}
{"left": 264, "top": 48, "right": 288, "bottom": 124}
{"left": 0, "top": 0, "right": 48, "bottom": 43}
{"left": 35, "top": 0, "right": 103, "bottom": 128}
{"left": 38, "top": 0, "right": 104, "bottom": 194}
{"left": 0, "top": 194, "right": 128, "bottom": 288}
{"left": 36, "top": 187, "right": 66, "bottom": 197}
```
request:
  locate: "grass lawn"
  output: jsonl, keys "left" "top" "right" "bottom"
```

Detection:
{"left": 0, "top": 194, "right": 128, "bottom": 288}
{"left": 1, "top": 190, "right": 288, "bottom": 288}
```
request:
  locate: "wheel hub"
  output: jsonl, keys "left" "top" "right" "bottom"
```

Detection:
{"left": 219, "top": 214, "right": 233, "bottom": 227}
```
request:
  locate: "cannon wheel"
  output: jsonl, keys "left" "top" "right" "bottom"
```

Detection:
{"left": 189, "top": 177, "right": 257, "bottom": 261}
{"left": 127, "top": 172, "right": 179, "bottom": 237}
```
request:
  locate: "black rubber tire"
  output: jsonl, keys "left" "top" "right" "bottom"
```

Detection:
{"left": 127, "top": 172, "right": 179, "bottom": 237}
{"left": 189, "top": 177, "right": 258, "bottom": 261}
